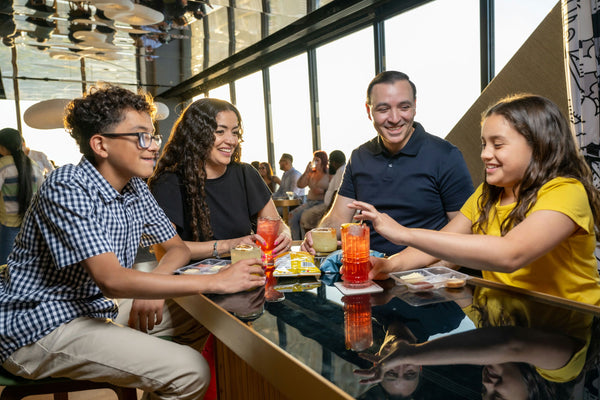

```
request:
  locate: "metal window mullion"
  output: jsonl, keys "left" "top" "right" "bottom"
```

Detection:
{"left": 262, "top": 68, "right": 275, "bottom": 168}
{"left": 308, "top": 48, "right": 320, "bottom": 151}
{"left": 480, "top": 0, "right": 494, "bottom": 91}
{"left": 374, "top": 20, "right": 385, "bottom": 74}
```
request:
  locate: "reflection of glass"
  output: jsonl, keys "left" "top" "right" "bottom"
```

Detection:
{"left": 230, "top": 244, "right": 262, "bottom": 264}
{"left": 265, "top": 267, "right": 285, "bottom": 302}
{"left": 341, "top": 223, "right": 370, "bottom": 288}
{"left": 256, "top": 217, "right": 280, "bottom": 264}
{"left": 311, "top": 227, "right": 337, "bottom": 254}
{"left": 286, "top": 191, "right": 295, "bottom": 200}
{"left": 211, "top": 286, "right": 266, "bottom": 322}
{"left": 343, "top": 294, "right": 373, "bottom": 352}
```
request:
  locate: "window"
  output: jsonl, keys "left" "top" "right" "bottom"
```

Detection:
{"left": 317, "top": 27, "right": 375, "bottom": 160}
{"left": 234, "top": 71, "right": 268, "bottom": 164}
{"left": 385, "top": 0, "right": 480, "bottom": 139}
{"left": 269, "top": 53, "right": 313, "bottom": 176}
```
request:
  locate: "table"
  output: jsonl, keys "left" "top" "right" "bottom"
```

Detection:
{"left": 273, "top": 198, "right": 301, "bottom": 225}
{"left": 174, "top": 271, "right": 600, "bottom": 399}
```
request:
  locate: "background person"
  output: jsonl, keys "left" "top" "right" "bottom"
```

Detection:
{"left": 289, "top": 150, "right": 330, "bottom": 240}
{"left": 272, "top": 152, "right": 304, "bottom": 199}
{"left": 22, "top": 138, "right": 55, "bottom": 176}
{"left": 149, "top": 98, "right": 292, "bottom": 260}
{"left": 259, "top": 161, "right": 278, "bottom": 192}
{"left": 301, "top": 71, "right": 473, "bottom": 256}
{"left": 300, "top": 149, "right": 346, "bottom": 233}
{"left": 351, "top": 94, "right": 600, "bottom": 305}
{"left": 0, "top": 128, "right": 43, "bottom": 264}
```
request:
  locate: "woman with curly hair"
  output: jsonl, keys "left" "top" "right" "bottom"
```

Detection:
{"left": 288, "top": 150, "right": 330, "bottom": 239}
{"left": 0, "top": 128, "right": 43, "bottom": 263}
{"left": 148, "top": 98, "right": 292, "bottom": 260}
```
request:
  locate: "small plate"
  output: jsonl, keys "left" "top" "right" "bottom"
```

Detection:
{"left": 390, "top": 265, "right": 469, "bottom": 289}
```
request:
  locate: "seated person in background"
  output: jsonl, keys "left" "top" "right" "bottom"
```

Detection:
{"left": 259, "top": 161, "right": 278, "bottom": 192}
{"left": 22, "top": 138, "right": 55, "bottom": 176}
{"left": 272, "top": 152, "right": 304, "bottom": 199}
{"left": 289, "top": 150, "right": 330, "bottom": 240}
{"left": 301, "top": 71, "right": 473, "bottom": 256}
{"left": 0, "top": 84, "right": 265, "bottom": 400}
{"left": 351, "top": 94, "right": 600, "bottom": 305}
{"left": 300, "top": 149, "right": 346, "bottom": 234}
{"left": 149, "top": 98, "right": 292, "bottom": 260}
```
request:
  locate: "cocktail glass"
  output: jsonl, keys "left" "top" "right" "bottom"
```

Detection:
{"left": 256, "top": 216, "right": 280, "bottom": 265}
{"left": 311, "top": 227, "right": 337, "bottom": 255}
{"left": 341, "top": 223, "right": 370, "bottom": 288}
{"left": 230, "top": 244, "right": 262, "bottom": 264}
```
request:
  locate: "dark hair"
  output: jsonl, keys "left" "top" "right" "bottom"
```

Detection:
{"left": 313, "top": 150, "right": 328, "bottom": 174}
{"left": 366, "top": 71, "right": 417, "bottom": 105}
{"left": 259, "top": 162, "right": 273, "bottom": 179}
{"left": 251, "top": 161, "right": 260, "bottom": 170}
{"left": 148, "top": 98, "right": 243, "bottom": 241}
{"left": 475, "top": 94, "right": 600, "bottom": 239}
{"left": 64, "top": 83, "right": 155, "bottom": 164}
{"left": 281, "top": 153, "right": 293, "bottom": 163}
{"left": 0, "top": 128, "right": 35, "bottom": 215}
{"left": 329, "top": 150, "right": 346, "bottom": 165}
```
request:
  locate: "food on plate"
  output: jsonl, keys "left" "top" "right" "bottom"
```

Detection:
{"left": 445, "top": 278, "right": 466, "bottom": 288}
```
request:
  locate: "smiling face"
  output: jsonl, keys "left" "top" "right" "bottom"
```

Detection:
{"left": 482, "top": 363, "right": 528, "bottom": 400}
{"left": 481, "top": 114, "right": 533, "bottom": 203}
{"left": 94, "top": 109, "right": 157, "bottom": 191}
{"left": 366, "top": 80, "right": 417, "bottom": 154}
{"left": 205, "top": 110, "right": 241, "bottom": 178}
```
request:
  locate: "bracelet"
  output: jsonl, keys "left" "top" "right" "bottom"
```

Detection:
{"left": 212, "top": 241, "right": 220, "bottom": 259}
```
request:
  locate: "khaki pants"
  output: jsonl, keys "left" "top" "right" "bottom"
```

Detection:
{"left": 2, "top": 299, "right": 210, "bottom": 400}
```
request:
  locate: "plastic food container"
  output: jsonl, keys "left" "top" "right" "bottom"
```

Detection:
{"left": 390, "top": 266, "right": 469, "bottom": 291}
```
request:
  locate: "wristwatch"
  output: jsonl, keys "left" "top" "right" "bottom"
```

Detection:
{"left": 213, "top": 241, "right": 220, "bottom": 259}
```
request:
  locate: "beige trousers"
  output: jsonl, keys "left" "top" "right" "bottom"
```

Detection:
{"left": 2, "top": 298, "right": 210, "bottom": 400}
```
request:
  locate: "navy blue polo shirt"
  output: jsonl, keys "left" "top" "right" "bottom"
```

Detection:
{"left": 338, "top": 122, "right": 474, "bottom": 255}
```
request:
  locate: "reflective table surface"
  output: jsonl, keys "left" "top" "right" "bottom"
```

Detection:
{"left": 198, "top": 270, "right": 600, "bottom": 400}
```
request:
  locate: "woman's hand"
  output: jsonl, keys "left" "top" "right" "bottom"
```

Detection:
{"left": 273, "top": 231, "right": 292, "bottom": 255}
{"left": 354, "top": 340, "right": 415, "bottom": 384}
{"left": 348, "top": 201, "right": 409, "bottom": 246}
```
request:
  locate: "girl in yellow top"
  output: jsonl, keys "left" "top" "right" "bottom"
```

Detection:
{"left": 349, "top": 94, "right": 600, "bottom": 305}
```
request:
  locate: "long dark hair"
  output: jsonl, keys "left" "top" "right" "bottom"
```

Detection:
{"left": 148, "top": 98, "right": 243, "bottom": 241}
{"left": 0, "top": 128, "right": 35, "bottom": 216}
{"left": 475, "top": 94, "right": 600, "bottom": 239}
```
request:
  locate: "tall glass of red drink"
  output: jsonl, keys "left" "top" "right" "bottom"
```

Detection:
{"left": 256, "top": 216, "right": 280, "bottom": 265}
{"left": 341, "top": 222, "right": 370, "bottom": 288}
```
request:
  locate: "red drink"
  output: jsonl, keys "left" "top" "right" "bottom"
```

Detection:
{"left": 342, "top": 259, "right": 370, "bottom": 287}
{"left": 257, "top": 217, "right": 280, "bottom": 264}
{"left": 343, "top": 294, "right": 373, "bottom": 352}
{"left": 341, "top": 223, "right": 370, "bottom": 288}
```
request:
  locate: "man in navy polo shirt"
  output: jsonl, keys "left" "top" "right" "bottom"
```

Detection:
{"left": 302, "top": 71, "right": 473, "bottom": 257}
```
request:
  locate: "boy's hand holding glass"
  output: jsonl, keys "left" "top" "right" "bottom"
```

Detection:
{"left": 217, "top": 258, "right": 265, "bottom": 293}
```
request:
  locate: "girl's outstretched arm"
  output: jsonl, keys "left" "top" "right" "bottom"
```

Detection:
{"left": 349, "top": 201, "right": 577, "bottom": 273}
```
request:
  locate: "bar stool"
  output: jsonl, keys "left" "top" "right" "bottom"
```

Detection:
{"left": 0, "top": 367, "right": 138, "bottom": 400}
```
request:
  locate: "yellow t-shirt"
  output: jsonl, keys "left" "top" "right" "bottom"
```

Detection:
{"left": 460, "top": 177, "right": 600, "bottom": 305}
{"left": 464, "top": 287, "right": 593, "bottom": 382}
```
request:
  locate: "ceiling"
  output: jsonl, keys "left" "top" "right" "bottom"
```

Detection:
{"left": 0, "top": 0, "right": 328, "bottom": 101}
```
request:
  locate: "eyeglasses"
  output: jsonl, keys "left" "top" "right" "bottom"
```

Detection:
{"left": 99, "top": 132, "right": 162, "bottom": 149}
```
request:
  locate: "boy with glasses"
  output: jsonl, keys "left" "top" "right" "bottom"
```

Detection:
{"left": 0, "top": 84, "right": 265, "bottom": 399}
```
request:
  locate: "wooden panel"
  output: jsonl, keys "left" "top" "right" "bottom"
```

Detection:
{"left": 446, "top": 2, "right": 567, "bottom": 186}
{"left": 214, "top": 338, "right": 290, "bottom": 400}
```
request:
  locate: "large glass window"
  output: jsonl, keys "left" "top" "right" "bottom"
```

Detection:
{"left": 208, "top": 84, "right": 231, "bottom": 102}
{"left": 495, "top": 0, "right": 558, "bottom": 74}
{"left": 234, "top": 71, "right": 268, "bottom": 164}
{"left": 316, "top": 27, "right": 375, "bottom": 161}
{"left": 385, "top": 0, "right": 480, "bottom": 139}
{"left": 269, "top": 53, "right": 313, "bottom": 178}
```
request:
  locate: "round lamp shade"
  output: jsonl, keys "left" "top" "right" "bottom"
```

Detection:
{"left": 155, "top": 102, "right": 169, "bottom": 120}
{"left": 24, "top": 99, "right": 72, "bottom": 130}
{"left": 110, "top": 4, "right": 164, "bottom": 26}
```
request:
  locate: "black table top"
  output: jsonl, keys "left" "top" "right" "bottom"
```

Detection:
{"left": 207, "top": 272, "right": 600, "bottom": 400}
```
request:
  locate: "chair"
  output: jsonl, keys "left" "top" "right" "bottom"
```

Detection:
{"left": 0, "top": 367, "right": 138, "bottom": 400}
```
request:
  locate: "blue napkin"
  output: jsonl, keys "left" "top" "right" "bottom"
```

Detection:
{"left": 318, "top": 249, "right": 385, "bottom": 273}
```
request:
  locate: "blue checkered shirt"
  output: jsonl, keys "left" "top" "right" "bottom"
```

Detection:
{"left": 0, "top": 158, "right": 176, "bottom": 362}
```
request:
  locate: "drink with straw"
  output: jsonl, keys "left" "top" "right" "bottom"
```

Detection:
{"left": 256, "top": 216, "right": 280, "bottom": 264}
{"left": 341, "top": 222, "right": 370, "bottom": 288}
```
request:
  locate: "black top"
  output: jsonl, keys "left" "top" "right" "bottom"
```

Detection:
{"left": 151, "top": 162, "right": 272, "bottom": 241}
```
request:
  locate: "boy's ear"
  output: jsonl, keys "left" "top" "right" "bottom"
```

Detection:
{"left": 89, "top": 134, "right": 109, "bottom": 160}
